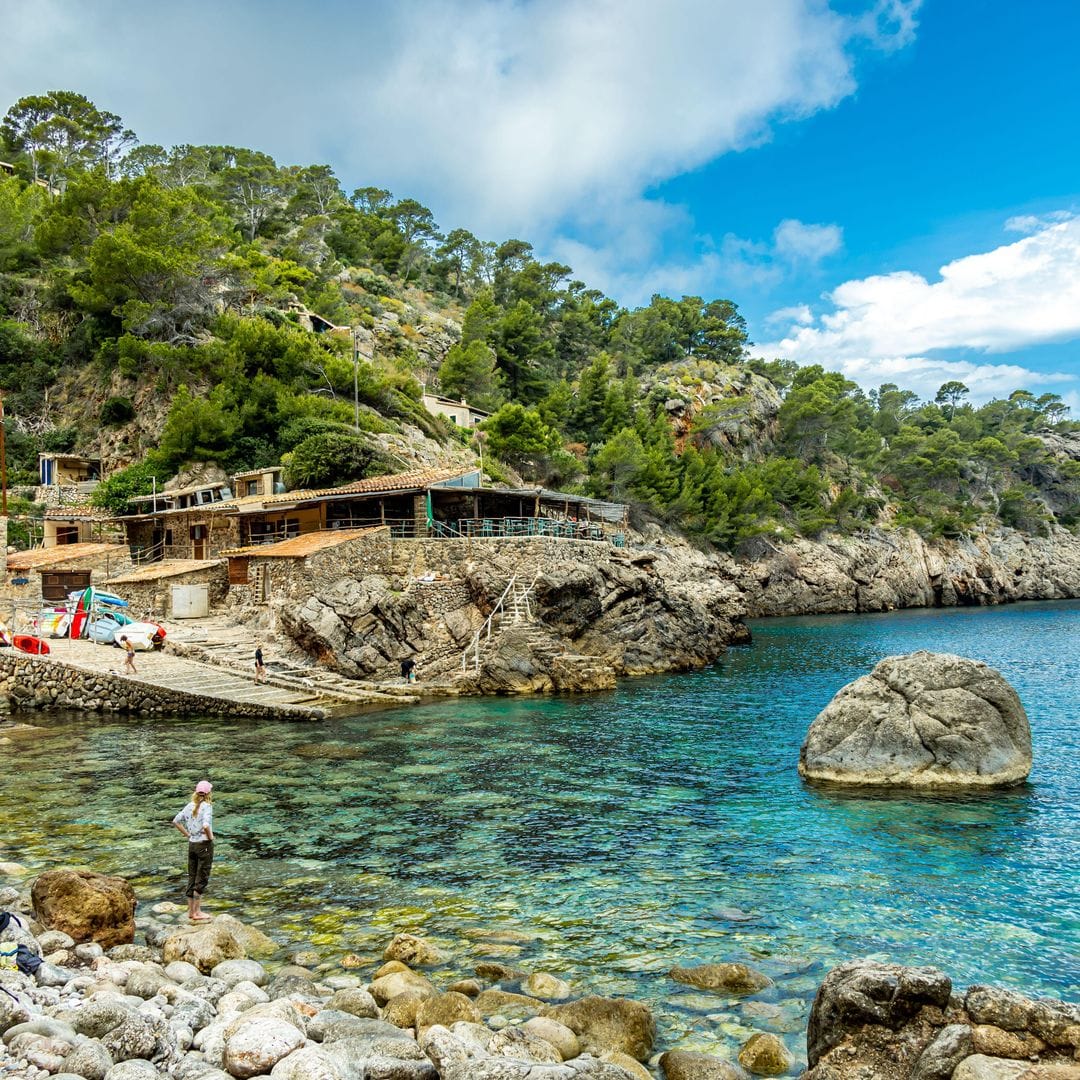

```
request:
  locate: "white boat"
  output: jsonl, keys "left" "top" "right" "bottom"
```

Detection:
{"left": 117, "top": 622, "right": 167, "bottom": 651}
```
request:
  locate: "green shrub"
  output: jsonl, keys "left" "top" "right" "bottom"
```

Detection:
{"left": 281, "top": 432, "right": 389, "bottom": 490}
{"left": 100, "top": 396, "right": 135, "bottom": 425}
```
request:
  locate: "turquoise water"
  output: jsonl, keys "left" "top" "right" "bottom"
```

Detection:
{"left": 2, "top": 600, "right": 1079, "bottom": 1066}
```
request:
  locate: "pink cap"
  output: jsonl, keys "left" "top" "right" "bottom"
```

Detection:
{"left": 195, "top": 780, "right": 213, "bottom": 794}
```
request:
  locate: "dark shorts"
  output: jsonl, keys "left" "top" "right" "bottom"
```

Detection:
{"left": 186, "top": 840, "right": 213, "bottom": 897}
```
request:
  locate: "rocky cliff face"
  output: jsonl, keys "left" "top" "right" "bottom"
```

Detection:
{"left": 274, "top": 535, "right": 749, "bottom": 695}
{"left": 470, "top": 543, "right": 748, "bottom": 691}
{"left": 731, "top": 525, "right": 1080, "bottom": 616}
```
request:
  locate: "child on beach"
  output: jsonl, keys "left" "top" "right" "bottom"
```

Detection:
{"left": 120, "top": 636, "right": 137, "bottom": 674}
{"left": 172, "top": 780, "right": 214, "bottom": 922}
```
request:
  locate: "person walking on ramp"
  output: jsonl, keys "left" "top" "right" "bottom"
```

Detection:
{"left": 120, "top": 635, "right": 137, "bottom": 675}
{"left": 172, "top": 779, "right": 215, "bottom": 922}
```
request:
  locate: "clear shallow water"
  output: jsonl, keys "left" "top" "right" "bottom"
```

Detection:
{"left": 2, "top": 600, "right": 1079, "bottom": 1065}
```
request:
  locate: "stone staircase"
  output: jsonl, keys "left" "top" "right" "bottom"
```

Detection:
{"left": 459, "top": 579, "right": 616, "bottom": 691}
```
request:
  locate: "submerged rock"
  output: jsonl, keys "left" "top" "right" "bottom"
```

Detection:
{"left": 799, "top": 651, "right": 1032, "bottom": 787}
{"left": 669, "top": 963, "right": 772, "bottom": 994}
{"left": 737, "top": 1032, "right": 793, "bottom": 1075}
{"left": 383, "top": 932, "right": 444, "bottom": 967}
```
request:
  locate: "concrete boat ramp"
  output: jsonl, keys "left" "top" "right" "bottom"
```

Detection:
{"left": 15, "top": 638, "right": 414, "bottom": 721}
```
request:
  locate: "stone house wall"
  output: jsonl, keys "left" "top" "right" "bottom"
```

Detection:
{"left": 125, "top": 511, "right": 240, "bottom": 562}
{"left": 1, "top": 548, "right": 135, "bottom": 611}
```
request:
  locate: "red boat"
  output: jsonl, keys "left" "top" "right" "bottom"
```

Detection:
{"left": 13, "top": 635, "right": 50, "bottom": 655}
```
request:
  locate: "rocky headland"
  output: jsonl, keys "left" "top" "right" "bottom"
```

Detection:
{"left": 254, "top": 507, "right": 1080, "bottom": 700}
{"left": 731, "top": 524, "right": 1080, "bottom": 618}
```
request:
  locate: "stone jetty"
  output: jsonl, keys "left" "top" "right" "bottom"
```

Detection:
{"left": 0, "top": 640, "right": 332, "bottom": 721}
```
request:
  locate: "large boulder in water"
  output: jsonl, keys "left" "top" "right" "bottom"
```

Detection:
{"left": 799, "top": 652, "right": 1032, "bottom": 788}
{"left": 31, "top": 869, "right": 136, "bottom": 948}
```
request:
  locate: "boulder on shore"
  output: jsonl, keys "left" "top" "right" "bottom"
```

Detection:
{"left": 162, "top": 921, "right": 246, "bottom": 973}
{"left": 799, "top": 651, "right": 1032, "bottom": 787}
{"left": 803, "top": 960, "right": 1080, "bottom": 1080}
{"left": 542, "top": 995, "right": 656, "bottom": 1062}
{"left": 30, "top": 869, "right": 136, "bottom": 948}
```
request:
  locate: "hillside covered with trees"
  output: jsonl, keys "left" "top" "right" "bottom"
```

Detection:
{"left": 1, "top": 89, "right": 1078, "bottom": 549}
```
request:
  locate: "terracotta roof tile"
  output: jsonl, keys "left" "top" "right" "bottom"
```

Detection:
{"left": 126, "top": 468, "right": 474, "bottom": 519}
{"left": 221, "top": 527, "right": 382, "bottom": 558}
{"left": 105, "top": 559, "right": 223, "bottom": 584}
{"left": 257, "top": 467, "right": 471, "bottom": 505}
{"left": 7, "top": 543, "right": 128, "bottom": 572}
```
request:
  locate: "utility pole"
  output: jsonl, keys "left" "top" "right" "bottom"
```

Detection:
{"left": 0, "top": 391, "right": 7, "bottom": 556}
{"left": 352, "top": 327, "right": 360, "bottom": 433}
{"left": 0, "top": 390, "right": 7, "bottom": 516}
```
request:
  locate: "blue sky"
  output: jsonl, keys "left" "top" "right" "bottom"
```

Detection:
{"left": 3, "top": 0, "right": 1079, "bottom": 406}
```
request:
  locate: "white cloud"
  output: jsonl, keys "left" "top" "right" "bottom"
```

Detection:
{"left": 552, "top": 217, "right": 842, "bottom": 307}
{"left": 0, "top": 0, "right": 910, "bottom": 245}
{"left": 766, "top": 304, "right": 815, "bottom": 327}
{"left": 773, "top": 219, "right": 844, "bottom": 263}
{"left": 1004, "top": 210, "right": 1074, "bottom": 234}
{"left": 759, "top": 216, "right": 1080, "bottom": 401}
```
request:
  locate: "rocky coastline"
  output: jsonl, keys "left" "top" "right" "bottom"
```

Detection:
{"left": 729, "top": 523, "right": 1080, "bottom": 618}
{"left": 266, "top": 517, "right": 1080, "bottom": 700}
{"left": 1, "top": 867, "right": 1077, "bottom": 1080}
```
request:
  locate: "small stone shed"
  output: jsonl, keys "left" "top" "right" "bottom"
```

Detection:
{"left": 104, "top": 559, "right": 228, "bottom": 619}
{"left": 4, "top": 543, "right": 132, "bottom": 606}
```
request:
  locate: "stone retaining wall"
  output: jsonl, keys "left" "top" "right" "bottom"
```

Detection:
{"left": 253, "top": 532, "right": 618, "bottom": 605}
{"left": 0, "top": 652, "right": 323, "bottom": 720}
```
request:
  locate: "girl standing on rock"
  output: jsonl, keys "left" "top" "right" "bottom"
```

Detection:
{"left": 172, "top": 780, "right": 214, "bottom": 922}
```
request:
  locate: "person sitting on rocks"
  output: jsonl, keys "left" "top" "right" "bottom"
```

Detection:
{"left": 401, "top": 657, "right": 417, "bottom": 683}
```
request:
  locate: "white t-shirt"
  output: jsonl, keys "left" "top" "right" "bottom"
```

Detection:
{"left": 173, "top": 801, "right": 213, "bottom": 844}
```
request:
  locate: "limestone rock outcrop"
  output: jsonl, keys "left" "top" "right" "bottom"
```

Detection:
{"left": 276, "top": 530, "right": 748, "bottom": 693}
{"left": 799, "top": 651, "right": 1032, "bottom": 788}
{"left": 804, "top": 960, "right": 1080, "bottom": 1080}
{"left": 736, "top": 525, "right": 1080, "bottom": 617}
{"left": 30, "top": 870, "right": 136, "bottom": 948}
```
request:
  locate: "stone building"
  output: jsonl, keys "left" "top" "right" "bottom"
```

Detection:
{"left": 35, "top": 453, "right": 101, "bottom": 508}
{"left": 3, "top": 542, "right": 132, "bottom": 607}
{"left": 421, "top": 392, "right": 491, "bottom": 427}
{"left": 119, "top": 466, "right": 627, "bottom": 565}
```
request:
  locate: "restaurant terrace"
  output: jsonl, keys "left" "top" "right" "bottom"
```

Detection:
{"left": 120, "top": 468, "right": 628, "bottom": 562}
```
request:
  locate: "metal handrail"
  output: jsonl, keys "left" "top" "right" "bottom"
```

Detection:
{"left": 462, "top": 574, "right": 517, "bottom": 672}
